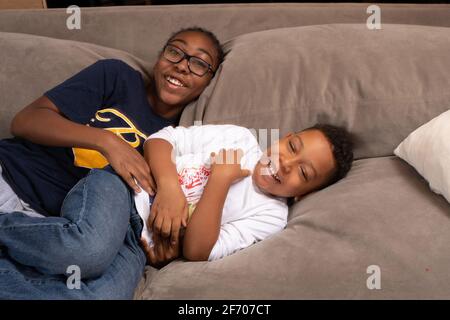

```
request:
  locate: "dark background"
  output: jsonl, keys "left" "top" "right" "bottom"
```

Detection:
{"left": 45, "top": 0, "right": 450, "bottom": 8}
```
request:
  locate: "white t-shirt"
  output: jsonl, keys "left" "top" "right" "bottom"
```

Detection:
{"left": 134, "top": 125, "right": 288, "bottom": 261}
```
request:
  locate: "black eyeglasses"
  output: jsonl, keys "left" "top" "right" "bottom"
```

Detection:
{"left": 162, "top": 44, "right": 215, "bottom": 77}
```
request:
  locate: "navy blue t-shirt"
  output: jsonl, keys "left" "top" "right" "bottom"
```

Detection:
{"left": 0, "top": 59, "right": 176, "bottom": 216}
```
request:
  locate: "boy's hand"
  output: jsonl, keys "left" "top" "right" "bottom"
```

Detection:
{"left": 210, "top": 149, "right": 251, "bottom": 184}
{"left": 148, "top": 183, "right": 188, "bottom": 244}
{"left": 101, "top": 133, "right": 156, "bottom": 195}
{"left": 140, "top": 234, "right": 181, "bottom": 269}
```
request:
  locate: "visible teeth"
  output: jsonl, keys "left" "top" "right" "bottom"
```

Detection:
{"left": 166, "top": 76, "right": 184, "bottom": 87}
{"left": 268, "top": 161, "right": 280, "bottom": 182}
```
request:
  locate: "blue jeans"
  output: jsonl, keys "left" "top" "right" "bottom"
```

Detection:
{"left": 0, "top": 169, "right": 147, "bottom": 299}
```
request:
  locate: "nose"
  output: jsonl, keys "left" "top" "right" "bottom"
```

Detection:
{"left": 279, "top": 154, "right": 294, "bottom": 174}
{"left": 174, "top": 57, "right": 190, "bottom": 74}
{"left": 279, "top": 151, "right": 302, "bottom": 175}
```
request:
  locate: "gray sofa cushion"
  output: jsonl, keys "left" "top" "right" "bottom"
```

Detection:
{"left": 138, "top": 23, "right": 450, "bottom": 299}
{"left": 180, "top": 24, "right": 450, "bottom": 160}
{"left": 2, "top": 24, "right": 449, "bottom": 300}
{"left": 137, "top": 156, "right": 450, "bottom": 299}
{"left": 2, "top": 4, "right": 450, "bottom": 63}
{"left": 0, "top": 31, "right": 153, "bottom": 139}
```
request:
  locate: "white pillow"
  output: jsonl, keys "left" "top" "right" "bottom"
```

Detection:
{"left": 394, "top": 109, "right": 450, "bottom": 203}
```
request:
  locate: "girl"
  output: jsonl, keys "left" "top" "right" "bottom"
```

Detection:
{"left": 0, "top": 27, "right": 223, "bottom": 299}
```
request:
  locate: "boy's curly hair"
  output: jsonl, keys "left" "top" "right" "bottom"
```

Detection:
{"left": 303, "top": 123, "right": 354, "bottom": 189}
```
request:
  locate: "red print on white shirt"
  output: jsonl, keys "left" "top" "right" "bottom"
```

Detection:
{"left": 178, "top": 166, "right": 211, "bottom": 204}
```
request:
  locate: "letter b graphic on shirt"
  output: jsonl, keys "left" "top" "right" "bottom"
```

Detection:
{"left": 72, "top": 108, "right": 147, "bottom": 169}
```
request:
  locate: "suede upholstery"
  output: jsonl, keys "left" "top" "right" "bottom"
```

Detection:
{"left": 0, "top": 32, "right": 153, "bottom": 139}
{"left": 138, "top": 157, "right": 450, "bottom": 299}
{"left": 0, "top": 4, "right": 449, "bottom": 299}
{"left": 181, "top": 24, "right": 450, "bottom": 160}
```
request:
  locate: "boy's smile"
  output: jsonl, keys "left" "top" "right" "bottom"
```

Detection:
{"left": 253, "top": 129, "right": 337, "bottom": 198}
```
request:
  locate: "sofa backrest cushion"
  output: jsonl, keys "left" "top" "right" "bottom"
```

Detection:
{"left": 2, "top": 4, "right": 450, "bottom": 63}
{"left": 180, "top": 24, "right": 450, "bottom": 159}
{"left": 0, "top": 31, "right": 153, "bottom": 139}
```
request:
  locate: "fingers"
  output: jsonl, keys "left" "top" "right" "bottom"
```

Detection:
{"left": 153, "top": 214, "right": 164, "bottom": 236}
{"left": 241, "top": 169, "right": 252, "bottom": 177}
{"left": 140, "top": 235, "right": 161, "bottom": 267}
{"left": 144, "top": 234, "right": 180, "bottom": 268}
{"left": 152, "top": 231, "right": 161, "bottom": 246}
{"left": 160, "top": 236, "right": 178, "bottom": 261}
{"left": 147, "top": 245, "right": 157, "bottom": 267}
{"left": 148, "top": 203, "right": 157, "bottom": 230}
{"left": 210, "top": 152, "right": 216, "bottom": 165}
{"left": 159, "top": 217, "right": 182, "bottom": 243}
{"left": 160, "top": 218, "right": 172, "bottom": 238}
{"left": 154, "top": 238, "right": 165, "bottom": 261}
{"left": 133, "top": 173, "right": 149, "bottom": 194}
{"left": 133, "top": 162, "right": 156, "bottom": 196}
{"left": 212, "top": 149, "right": 244, "bottom": 164}
{"left": 105, "top": 140, "right": 156, "bottom": 195}
{"left": 117, "top": 167, "right": 153, "bottom": 195}
{"left": 148, "top": 195, "right": 187, "bottom": 239}
{"left": 123, "top": 173, "right": 141, "bottom": 194}
{"left": 211, "top": 149, "right": 228, "bottom": 165}
{"left": 161, "top": 238, "right": 172, "bottom": 260}
{"left": 113, "top": 155, "right": 155, "bottom": 195}
{"left": 212, "top": 149, "right": 235, "bottom": 164}
{"left": 134, "top": 173, "right": 155, "bottom": 196}
{"left": 181, "top": 207, "right": 188, "bottom": 228}
{"left": 236, "top": 149, "right": 244, "bottom": 162}
{"left": 168, "top": 240, "right": 180, "bottom": 257}
{"left": 170, "top": 219, "right": 181, "bottom": 245}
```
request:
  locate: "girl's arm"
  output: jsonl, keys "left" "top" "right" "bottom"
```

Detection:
{"left": 11, "top": 96, "right": 113, "bottom": 152}
{"left": 11, "top": 95, "right": 154, "bottom": 194}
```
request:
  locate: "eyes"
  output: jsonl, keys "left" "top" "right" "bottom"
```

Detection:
{"left": 191, "top": 57, "right": 209, "bottom": 69}
{"left": 288, "top": 139, "right": 309, "bottom": 181}
{"left": 163, "top": 44, "right": 213, "bottom": 76}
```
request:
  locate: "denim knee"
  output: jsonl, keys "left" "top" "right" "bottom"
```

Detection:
{"left": 46, "top": 169, "right": 133, "bottom": 278}
{"left": 51, "top": 228, "right": 120, "bottom": 279}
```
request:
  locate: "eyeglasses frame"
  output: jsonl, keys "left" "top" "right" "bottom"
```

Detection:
{"left": 162, "top": 44, "right": 215, "bottom": 77}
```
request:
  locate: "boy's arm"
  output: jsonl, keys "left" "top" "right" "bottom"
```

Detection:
{"left": 144, "top": 138, "right": 188, "bottom": 244}
{"left": 145, "top": 125, "right": 252, "bottom": 245}
{"left": 207, "top": 206, "right": 287, "bottom": 261}
{"left": 183, "top": 149, "right": 250, "bottom": 261}
{"left": 182, "top": 172, "right": 230, "bottom": 261}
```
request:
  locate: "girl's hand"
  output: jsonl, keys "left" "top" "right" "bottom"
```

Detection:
{"left": 101, "top": 132, "right": 155, "bottom": 195}
{"left": 210, "top": 149, "right": 251, "bottom": 185}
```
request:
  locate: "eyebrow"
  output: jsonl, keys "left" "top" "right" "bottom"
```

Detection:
{"left": 297, "top": 135, "right": 318, "bottom": 180}
{"left": 170, "top": 39, "right": 214, "bottom": 64}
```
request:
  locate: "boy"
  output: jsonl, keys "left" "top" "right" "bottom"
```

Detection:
{"left": 136, "top": 123, "right": 354, "bottom": 263}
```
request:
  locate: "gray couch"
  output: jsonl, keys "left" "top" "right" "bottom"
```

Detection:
{"left": 1, "top": 3, "right": 450, "bottom": 299}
